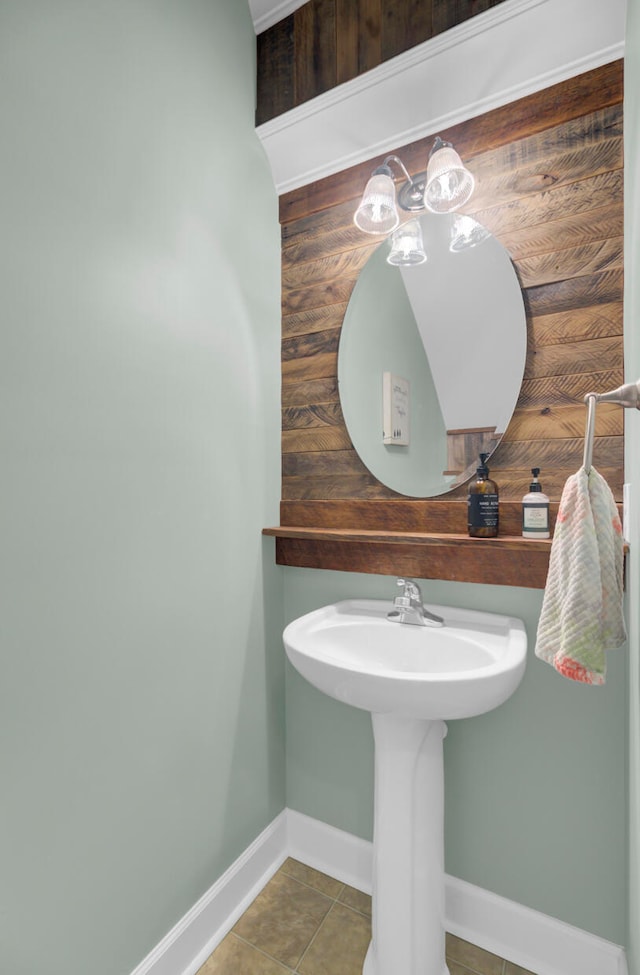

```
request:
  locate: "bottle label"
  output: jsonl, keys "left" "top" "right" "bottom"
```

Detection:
{"left": 523, "top": 503, "right": 549, "bottom": 531}
{"left": 468, "top": 493, "right": 499, "bottom": 528}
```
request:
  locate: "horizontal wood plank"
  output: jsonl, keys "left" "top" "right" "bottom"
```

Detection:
{"left": 283, "top": 447, "right": 366, "bottom": 476}
{"left": 282, "top": 403, "right": 345, "bottom": 430}
{"left": 282, "top": 351, "right": 338, "bottom": 383}
{"left": 277, "top": 499, "right": 542, "bottom": 535}
{"left": 283, "top": 303, "right": 349, "bottom": 338}
{"left": 283, "top": 272, "right": 360, "bottom": 315}
{"left": 282, "top": 425, "right": 353, "bottom": 453}
{"left": 524, "top": 268, "right": 624, "bottom": 317}
{"left": 278, "top": 497, "right": 622, "bottom": 534}
{"left": 282, "top": 473, "right": 400, "bottom": 499}
{"left": 474, "top": 170, "right": 624, "bottom": 240}
{"left": 523, "top": 334, "right": 623, "bottom": 380}
{"left": 502, "top": 402, "right": 622, "bottom": 442}
{"left": 282, "top": 242, "right": 375, "bottom": 291}
{"left": 490, "top": 436, "right": 623, "bottom": 480}
{"left": 517, "top": 369, "right": 625, "bottom": 408}
{"left": 282, "top": 327, "right": 341, "bottom": 361}
{"left": 499, "top": 203, "right": 623, "bottom": 261}
{"left": 515, "top": 237, "right": 623, "bottom": 289}
{"left": 281, "top": 376, "right": 340, "bottom": 406}
{"left": 269, "top": 533, "right": 552, "bottom": 587}
{"left": 529, "top": 303, "right": 622, "bottom": 347}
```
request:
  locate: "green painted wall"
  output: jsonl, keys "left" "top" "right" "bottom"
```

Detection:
{"left": 0, "top": 4, "right": 284, "bottom": 974}
{"left": 0, "top": 1, "right": 634, "bottom": 968}
{"left": 625, "top": 1, "right": 640, "bottom": 970}
{"left": 284, "top": 567, "right": 627, "bottom": 944}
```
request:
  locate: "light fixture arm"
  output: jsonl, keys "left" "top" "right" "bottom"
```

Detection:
{"left": 378, "top": 154, "right": 414, "bottom": 185}
{"left": 374, "top": 155, "right": 425, "bottom": 212}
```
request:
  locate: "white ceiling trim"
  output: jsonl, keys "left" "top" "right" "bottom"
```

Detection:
{"left": 256, "top": 0, "right": 626, "bottom": 196}
{"left": 249, "top": 0, "right": 306, "bottom": 34}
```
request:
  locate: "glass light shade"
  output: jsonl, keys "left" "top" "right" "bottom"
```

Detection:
{"left": 424, "top": 145, "right": 475, "bottom": 213}
{"left": 387, "top": 219, "right": 427, "bottom": 266}
{"left": 354, "top": 172, "right": 400, "bottom": 234}
{"left": 449, "top": 215, "right": 491, "bottom": 252}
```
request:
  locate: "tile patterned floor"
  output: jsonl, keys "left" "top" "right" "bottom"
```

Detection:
{"left": 196, "top": 858, "right": 538, "bottom": 975}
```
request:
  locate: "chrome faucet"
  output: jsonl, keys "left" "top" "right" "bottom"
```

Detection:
{"left": 387, "top": 578, "right": 445, "bottom": 627}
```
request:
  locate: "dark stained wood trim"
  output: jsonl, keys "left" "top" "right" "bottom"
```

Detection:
{"left": 256, "top": 0, "right": 487, "bottom": 125}
{"left": 277, "top": 499, "right": 557, "bottom": 535}
{"left": 264, "top": 529, "right": 553, "bottom": 588}
{"left": 256, "top": 16, "right": 295, "bottom": 125}
{"left": 263, "top": 496, "right": 626, "bottom": 589}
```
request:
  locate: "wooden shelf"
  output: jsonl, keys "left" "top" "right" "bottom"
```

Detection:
{"left": 262, "top": 525, "right": 553, "bottom": 589}
{"left": 264, "top": 499, "right": 626, "bottom": 589}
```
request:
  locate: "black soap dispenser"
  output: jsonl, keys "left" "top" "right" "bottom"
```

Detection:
{"left": 467, "top": 453, "right": 499, "bottom": 538}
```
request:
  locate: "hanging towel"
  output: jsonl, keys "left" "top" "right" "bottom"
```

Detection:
{"left": 534, "top": 466, "right": 626, "bottom": 684}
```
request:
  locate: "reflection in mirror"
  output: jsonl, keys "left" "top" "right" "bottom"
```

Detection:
{"left": 338, "top": 213, "right": 527, "bottom": 498}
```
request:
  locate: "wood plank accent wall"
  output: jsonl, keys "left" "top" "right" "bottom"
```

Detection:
{"left": 277, "top": 61, "right": 624, "bottom": 532}
{"left": 256, "top": 0, "right": 508, "bottom": 124}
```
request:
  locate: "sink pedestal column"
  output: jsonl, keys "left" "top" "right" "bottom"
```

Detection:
{"left": 363, "top": 714, "right": 450, "bottom": 975}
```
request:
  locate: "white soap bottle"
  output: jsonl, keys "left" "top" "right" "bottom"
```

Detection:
{"left": 522, "top": 468, "right": 550, "bottom": 539}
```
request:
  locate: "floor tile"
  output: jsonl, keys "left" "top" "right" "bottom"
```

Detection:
{"left": 298, "top": 902, "right": 371, "bottom": 975}
{"left": 201, "top": 861, "right": 539, "bottom": 975}
{"left": 446, "top": 933, "right": 505, "bottom": 975}
{"left": 337, "top": 885, "right": 372, "bottom": 918}
{"left": 232, "top": 870, "right": 332, "bottom": 969}
{"left": 196, "top": 933, "right": 291, "bottom": 975}
{"left": 280, "top": 857, "right": 345, "bottom": 898}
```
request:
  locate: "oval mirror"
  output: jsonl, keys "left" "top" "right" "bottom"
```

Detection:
{"left": 338, "top": 213, "right": 527, "bottom": 497}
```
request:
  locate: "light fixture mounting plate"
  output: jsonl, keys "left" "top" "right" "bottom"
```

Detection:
{"left": 397, "top": 172, "right": 427, "bottom": 212}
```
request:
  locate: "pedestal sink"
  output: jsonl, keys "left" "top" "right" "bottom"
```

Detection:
{"left": 283, "top": 597, "right": 527, "bottom": 975}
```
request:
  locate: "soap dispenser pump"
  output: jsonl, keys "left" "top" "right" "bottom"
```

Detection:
{"left": 467, "top": 453, "right": 499, "bottom": 538}
{"left": 522, "top": 467, "right": 550, "bottom": 539}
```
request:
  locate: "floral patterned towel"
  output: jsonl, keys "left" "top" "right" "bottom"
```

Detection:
{"left": 534, "top": 467, "right": 626, "bottom": 684}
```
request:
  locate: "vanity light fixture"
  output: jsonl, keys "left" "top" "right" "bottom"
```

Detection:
{"left": 353, "top": 138, "right": 475, "bottom": 235}
{"left": 387, "top": 219, "right": 427, "bottom": 266}
{"left": 353, "top": 164, "right": 400, "bottom": 235}
{"left": 424, "top": 137, "right": 475, "bottom": 213}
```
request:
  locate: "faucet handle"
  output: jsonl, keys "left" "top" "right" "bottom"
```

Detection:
{"left": 390, "top": 578, "right": 444, "bottom": 627}
{"left": 396, "top": 578, "right": 422, "bottom": 604}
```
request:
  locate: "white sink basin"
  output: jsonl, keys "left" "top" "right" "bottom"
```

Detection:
{"left": 283, "top": 598, "right": 527, "bottom": 720}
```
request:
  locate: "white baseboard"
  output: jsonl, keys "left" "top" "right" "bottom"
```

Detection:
{"left": 129, "top": 807, "right": 628, "bottom": 975}
{"left": 286, "top": 809, "right": 628, "bottom": 975}
{"left": 128, "top": 811, "right": 288, "bottom": 975}
{"left": 445, "top": 875, "right": 628, "bottom": 975}
{"left": 286, "top": 808, "right": 373, "bottom": 895}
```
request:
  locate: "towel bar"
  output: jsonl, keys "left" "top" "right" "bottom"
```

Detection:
{"left": 582, "top": 378, "right": 640, "bottom": 473}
